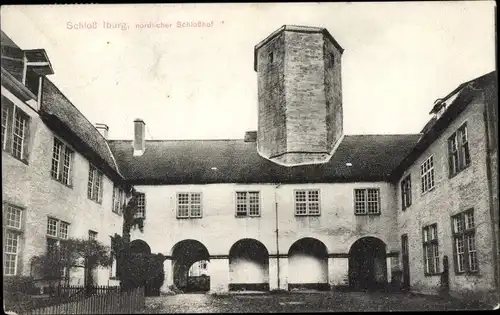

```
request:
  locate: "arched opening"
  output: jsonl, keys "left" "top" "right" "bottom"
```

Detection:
{"left": 171, "top": 240, "right": 210, "bottom": 293}
{"left": 288, "top": 238, "right": 329, "bottom": 291}
{"left": 129, "top": 239, "right": 152, "bottom": 255}
{"left": 348, "top": 237, "right": 387, "bottom": 291}
{"left": 229, "top": 239, "right": 269, "bottom": 291}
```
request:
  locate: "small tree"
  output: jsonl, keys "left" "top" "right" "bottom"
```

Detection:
{"left": 111, "top": 188, "right": 146, "bottom": 290}
{"left": 32, "top": 238, "right": 111, "bottom": 296}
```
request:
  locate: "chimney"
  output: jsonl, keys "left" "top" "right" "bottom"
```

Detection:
{"left": 95, "top": 123, "right": 109, "bottom": 139}
{"left": 244, "top": 131, "right": 257, "bottom": 142}
{"left": 133, "top": 119, "right": 146, "bottom": 156}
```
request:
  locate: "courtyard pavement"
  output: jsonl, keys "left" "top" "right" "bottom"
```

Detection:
{"left": 140, "top": 290, "right": 487, "bottom": 313}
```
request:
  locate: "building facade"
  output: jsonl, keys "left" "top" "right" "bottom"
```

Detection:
{"left": 1, "top": 31, "right": 126, "bottom": 287}
{"left": 2, "top": 25, "right": 498, "bottom": 302}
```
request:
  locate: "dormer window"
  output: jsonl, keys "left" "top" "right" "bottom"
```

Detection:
{"left": 22, "top": 49, "right": 54, "bottom": 101}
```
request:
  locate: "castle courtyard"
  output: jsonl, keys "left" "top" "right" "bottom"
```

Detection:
{"left": 141, "top": 291, "right": 487, "bottom": 313}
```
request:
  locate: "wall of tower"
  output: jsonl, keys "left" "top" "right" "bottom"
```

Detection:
{"left": 324, "top": 38, "right": 343, "bottom": 152}
{"left": 257, "top": 32, "right": 287, "bottom": 159}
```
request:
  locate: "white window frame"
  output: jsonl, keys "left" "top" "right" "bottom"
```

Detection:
{"left": 3, "top": 203, "right": 24, "bottom": 276}
{"left": 88, "top": 230, "right": 97, "bottom": 241}
{"left": 1, "top": 97, "right": 30, "bottom": 162}
{"left": 87, "top": 163, "right": 103, "bottom": 203}
{"left": 51, "top": 137, "right": 74, "bottom": 186}
{"left": 422, "top": 224, "right": 440, "bottom": 275}
{"left": 452, "top": 209, "right": 478, "bottom": 274}
{"left": 46, "top": 217, "right": 70, "bottom": 278}
{"left": 134, "top": 193, "right": 146, "bottom": 218}
{"left": 354, "top": 188, "right": 381, "bottom": 215}
{"left": 294, "top": 189, "right": 321, "bottom": 216}
{"left": 235, "top": 191, "right": 261, "bottom": 217}
{"left": 420, "top": 155, "right": 435, "bottom": 194}
{"left": 176, "top": 192, "right": 203, "bottom": 219}
{"left": 112, "top": 185, "right": 125, "bottom": 215}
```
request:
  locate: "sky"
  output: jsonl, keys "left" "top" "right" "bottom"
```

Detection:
{"left": 0, "top": 2, "right": 496, "bottom": 140}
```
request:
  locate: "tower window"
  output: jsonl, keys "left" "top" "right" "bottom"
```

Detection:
{"left": 268, "top": 51, "right": 274, "bottom": 64}
{"left": 328, "top": 52, "right": 335, "bottom": 68}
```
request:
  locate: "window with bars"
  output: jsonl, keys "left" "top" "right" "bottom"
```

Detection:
{"left": 294, "top": 189, "right": 320, "bottom": 216}
{"left": 3, "top": 203, "right": 23, "bottom": 276}
{"left": 1, "top": 96, "right": 30, "bottom": 163}
{"left": 401, "top": 175, "right": 412, "bottom": 211}
{"left": 354, "top": 188, "right": 381, "bottom": 215}
{"left": 448, "top": 123, "right": 471, "bottom": 177}
{"left": 177, "top": 192, "right": 202, "bottom": 218}
{"left": 420, "top": 155, "right": 435, "bottom": 194}
{"left": 88, "top": 163, "right": 103, "bottom": 203}
{"left": 46, "top": 217, "right": 70, "bottom": 278}
{"left": 452, "top": 209, "right": 478, "bottom": 273}
{"left": 235, "top": 191, "right": 260, "bottom": 217}
{"left": 112, "top": 185, "right": 125, "bottom": 215}
{"left": 422, "top": 224, "right": 440, "bottom": 275}
{"left": 51, "top": 137, "right": 74, "bottom": 186}
{"left": 135, "top": 193, "right": 146, "bottom": 218}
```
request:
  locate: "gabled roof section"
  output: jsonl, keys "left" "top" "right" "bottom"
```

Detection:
{"left": 108, "top": 134, "right": 421, "bottom": 185}
{"left": 391, "top": 70, "right": 497, "bottom": 180}
{"left": 40, "top": 78, "right": 124, "bottom": 183}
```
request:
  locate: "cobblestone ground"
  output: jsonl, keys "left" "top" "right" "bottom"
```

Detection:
{"left": 140, "top": 291, "right": 487, "bottom": 313}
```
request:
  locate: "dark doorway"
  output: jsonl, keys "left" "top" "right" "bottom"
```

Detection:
{"left": 171, "top": 240, "right": 210, "bottom": 293}
{"left": 349, "top": 237, "right": 387, "bottom": 290}
{"left": 401, "top": 234, "right": 410, "bottom": 290}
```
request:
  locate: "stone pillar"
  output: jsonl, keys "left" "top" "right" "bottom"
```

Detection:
{"left": 278, "top": 257, "right": 288, "bottom": 290}
{"left": 160, "top": 259, "right": 173, "bottom": 295}
{"left": 208, "top": 258, "right": 230, "bottom": 294}
{"left": 328, "top": 257, "right": 349, "bottom": 288}
{"left": 269, "top": 257, "right": 279, "bottom": 290}
{"left": 386, "top": 257, "right": 392, "bottom": 284}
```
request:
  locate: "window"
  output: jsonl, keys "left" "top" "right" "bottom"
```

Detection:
{"left": 3, "top": 203, "right": 23, "bottom": 276}
{"left": 51, "top": 138, "right": 74, "bottom": 186}
{"left": 1, "top": 96, "right": 30, "bottom": 162}
{"left": 88, "top": 230, "right": 97, "bottom": 241}
{"left": 112, "top": 185, "right": 125, "bottom": 215}
{"left": 420, "top": 155, "right": 435, "bottom": 194}
{"left": 236, "top": 191, "right": 260, "bottom": 217}
{"left": 452, "top": 209, "right": 478, "bottom": 273}
{"left": 177, "top": 192, "right": 202, "bottom": 218}
{"left": 46, "top": 218, "right": 70, "bottom": 277}
{"left": 24, "top": 67, "right": 40, "bottom": 97}
{"left": 87, "top": 164, "right": 103, "bottom": 202}
{"left": 134, "top": 193, "right": 146, "bottom": 218}
{"left": 294, "top": 189, "right": 320, "bottom": 216}
{"left": 448, "top": 123, "right": 471, "bottom": 177}
{"left": 401, "top": 175, "right": 412, "bottom": 210}
{"left": 422, "top": 224, "right": 440, "bottom": 275}
{"left": 327, "top": 52, "right": 335, "bottom": 67}
{"left": 268, "top": 51, "right": 274, "bottom": 63}
{"left": 354, "top": 188, "right": 380, "bottom": 215}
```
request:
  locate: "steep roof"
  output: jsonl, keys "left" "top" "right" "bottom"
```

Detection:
{"left": 108, "top": 134, "right": 421, "bottom": 185}
{"left": 391, "top": 70, "right": 497, "bottom": 180}
{"left": 40, "top": 78, "right": 123, "bottom": 182}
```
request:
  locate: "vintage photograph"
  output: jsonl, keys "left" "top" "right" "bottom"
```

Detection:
{"left": 1, "top": 2, "right": 498, "bottom": 313}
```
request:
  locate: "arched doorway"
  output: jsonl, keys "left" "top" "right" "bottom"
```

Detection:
{"left": 127, "top": 240, "right": 163, "bottom": 296}
{"left": 129, "top": 240, "right": 151, "bottom": 254}
{"left": 171, "top": 240, "right": 210, "bottom": 293}
{"left": 229, "top": 239, "right": 269, "bottom": 291}
{"left": 288, "top": 238, "right": 329, "bottom": 291}
{"left": 348, "top": 237, "right": 387, "bottom": 290}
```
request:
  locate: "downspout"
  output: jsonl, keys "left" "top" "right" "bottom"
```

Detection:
{"left": 275, "top": 183, "right": 281, "bottom": 290}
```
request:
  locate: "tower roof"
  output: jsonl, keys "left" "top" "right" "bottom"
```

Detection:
{"left": 253, "top": 25, "right": 344, "bottom": 71}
